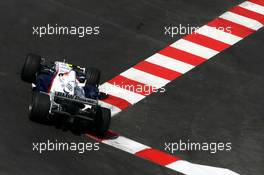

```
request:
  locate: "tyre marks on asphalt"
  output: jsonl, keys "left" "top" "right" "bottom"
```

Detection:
{"left": 88, "top": 0, "right": 264, "bottom": 174}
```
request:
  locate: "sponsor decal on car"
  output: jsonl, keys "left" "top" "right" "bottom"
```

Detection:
{"left": 55, "top": 91, "right": 97, "bottom": 104}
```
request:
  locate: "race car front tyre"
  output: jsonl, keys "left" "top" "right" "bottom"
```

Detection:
{"left": 85, "top": 67, "right": 101, "bottom": 86}
{"left": 21, "top": 53, "right": 41, "bottom": 83}
{"left": 29, "top": 92, "right": 50, "bottom": 122}
{"left": 94, "top": 107, "right": 111, "bottom": 136}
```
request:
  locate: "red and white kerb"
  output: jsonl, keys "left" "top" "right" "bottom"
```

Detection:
{"left": 86, "top": 130, "right": 239, "bottom": 175}
{"left": 87, "top": 0, "right": 264, "bottom": 174}
{"left": 98, "top": 0, "right": 264, "bottom": 116}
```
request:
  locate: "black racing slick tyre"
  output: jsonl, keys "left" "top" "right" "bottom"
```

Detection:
{"left": 95, "top": 107, "right": 111, "bottom": 136}
{"left": 29, "top": 92, "right": 50, "bottom": 122}
{"left": 21, "top": 53, "right": 41, "bottom": 83}
{"left": 85, "top": 67, "right": 101, "bottom": 86}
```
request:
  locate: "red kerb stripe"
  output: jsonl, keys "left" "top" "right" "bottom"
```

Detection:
{"left": 135, "top": 148, "right": 181, "bottom": 166}
{"left": 184, "top": 33, "right": 230, "bottom": 52}
{"left": 159, "top": 46, "right": 206, "bottom": 66}
{"left": 249, "top": 0, "right": 264, "bottom": 6}
{"left": 108, "top": 75, "right": 153, "bottom": 96}
{"left": 101, "top": 95, "right": 131, "bottom": 110}
{"left": 86, "top": 130, "right": 119, "bottom": 142}
{"left": 207, "top": 18, "right": 255, "bottom": 38}
{"left": 230, "top": 6, "right": 264, "bottom": 24}
{"left": 133, "top": 61, "right": 182, "bottom": 81}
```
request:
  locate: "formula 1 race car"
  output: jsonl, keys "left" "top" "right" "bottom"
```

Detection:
{"left": 21, "top": 53, "right": 111, "bottom": 136}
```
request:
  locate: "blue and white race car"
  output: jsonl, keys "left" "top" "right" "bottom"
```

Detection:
{"left": 21, "top": 53, "right": 111, "bottom": 136}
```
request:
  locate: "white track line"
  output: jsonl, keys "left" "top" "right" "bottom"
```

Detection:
{"left": 102, "top": 136, "right": 150, "bottom": 154}
{"left": 120, "top": 68, "right": 170, "bottom": 88}
{"left": 99, "top": 82, "right": 145, "bottom": 104}
{"left": 166, "top": 160, "right": 240, "bottom": 175}
{"left": 239, "top": 1, "right": 264, "bottom": 15}
{"left": 146, "top": 53, "right": 195, "bottom": 74}
{"left": 220, "top": 11, "right": 263, "bottom": 30}
{"left": 170, "top": 39, "right": 219, "bottom": 59}
{"left": 196, "top": 25, "right": 243, "bottom": 45}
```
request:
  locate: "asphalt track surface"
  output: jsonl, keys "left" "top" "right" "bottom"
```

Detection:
{"left": 0, "top": 0, "right": 263, "bottom": 175}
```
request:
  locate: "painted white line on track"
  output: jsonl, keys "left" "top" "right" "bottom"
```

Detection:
{"left": 102, "top": 136, "right": 150, "bottom": 154}
{"left": 170, "top": 39, "right": 219, "bottom": 59}
{"left": 166, "top": 160, "right": 240, "bottom": 175}
{"left": 239, "top": 1, "right": 264, "bottom": 15}
{"left": 120, "top": 68, "right": 170, "bottom": 88}
{"left": 220, "top": 11, "right": 263, "bottom": 30}
{"left": 196, "top": 25, "right": 243, "bottom": 45}
{"left": 146, "top": 53, "right": 194, "bottom": 74}
{"left": 99, "top": 82, "right": 145, "bottom": 104}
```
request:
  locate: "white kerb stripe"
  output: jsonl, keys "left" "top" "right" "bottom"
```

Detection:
{"left": 166, "top": 160, "right": 240, "bottom": 175}
{"left": 98, "top": 100, "right": 122, "bottom": 117}
{"left": 145, "top": 53, "right": 194, "bottom": 74}
{"left": 99, "top": 82, "right": 145, "bottom": 104}
{"left": 170, "top": 39, "right": 219, "bottom": 59}
{"left": 196, "top": 25, "right": 242, "bottom": 45}
{"left": 120, "top": 68, "right": 170, "bottom": 88}
{"left": 102, "top": 136, "right": 150, "bottom": 154}
{"left": 239, "top": 1, "right": 264, "bottom": 15}
{"left": 220, "top": 11, "right": 263, "bottom": 30}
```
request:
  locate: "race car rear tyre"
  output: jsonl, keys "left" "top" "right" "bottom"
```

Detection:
{"left": 85, "top": 67, "right": 101, "bottom": 86}
{"left": 29, "top": 92, "right": 50, "bottom": 122}
{"left": 94, "top": 107, "right": 111, "bottom": 136}
{"left": 21, "top": 53, "right": 41, "bottom": 83}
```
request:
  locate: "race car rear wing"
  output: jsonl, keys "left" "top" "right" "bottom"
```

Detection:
{"left": 54, "top": 91, "right": 98, "bottom": 106}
